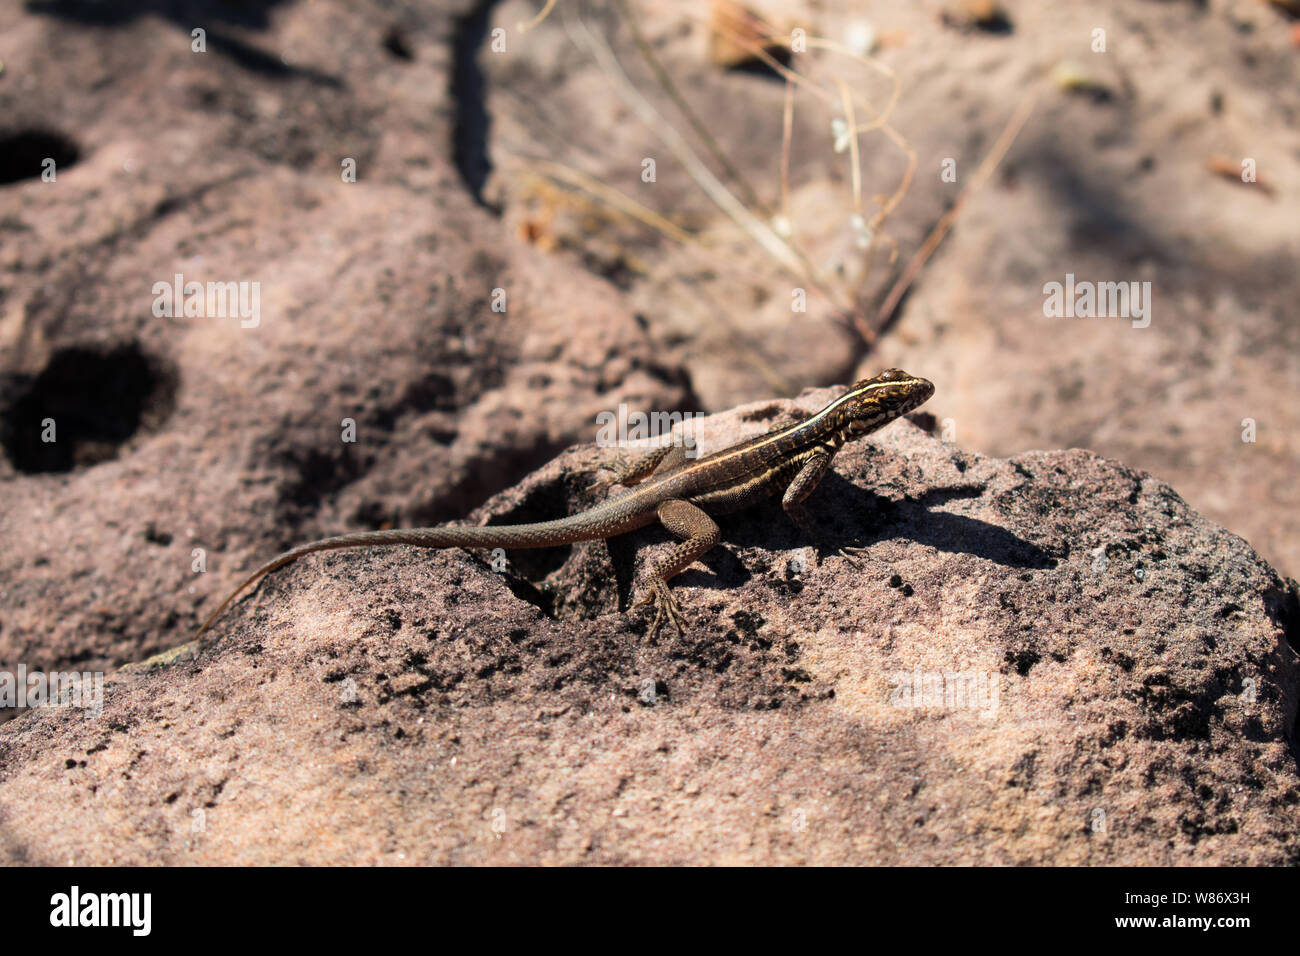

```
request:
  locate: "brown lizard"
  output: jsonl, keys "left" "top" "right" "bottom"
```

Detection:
{"left": 198, "top": 368, "right": 934, "bottom": 637}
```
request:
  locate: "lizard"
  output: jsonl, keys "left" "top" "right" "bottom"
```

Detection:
{"left": 197, "top": 368, "right": 934, "bottom": 639}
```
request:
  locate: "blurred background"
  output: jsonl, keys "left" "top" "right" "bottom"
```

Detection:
{"left": 0, "top": 0, "right": 1297, "bottom": 674}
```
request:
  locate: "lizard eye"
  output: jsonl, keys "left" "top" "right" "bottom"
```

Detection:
{"left": 877, "top": 368, "right": 905, "bottom": 382}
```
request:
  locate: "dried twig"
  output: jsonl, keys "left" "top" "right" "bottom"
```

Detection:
{"left": 517, "top": 0, "right": 558, "bottom": 34}
{"left": 875, "top": 86, "right": 1039, "bottom": 331}
{"left": 562, "top": 3, "right": 806, "bottom": 276}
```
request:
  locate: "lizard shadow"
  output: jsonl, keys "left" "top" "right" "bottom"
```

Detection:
{"left": 27, "top": 1, "right": 345, "bottom": 88}
{"left": 650, "top": 475, "right": 1057, "bottom": 598}
{"left": 835, "top": 479, "right": 1059, "bottom": 570}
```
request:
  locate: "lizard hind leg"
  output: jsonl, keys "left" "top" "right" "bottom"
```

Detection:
{"left": 588, "top": 440, "right": 691, "bottom": 494}
{"left": 632, "top": 498, "right": 720, "bottom": 638}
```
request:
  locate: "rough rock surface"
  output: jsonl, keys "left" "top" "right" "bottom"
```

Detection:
{"left": 480, "top": 0, "right": 1300, "bottom": 579}
{"left": 1, "top": 0, "right": 1297, "bottom": 864}
{"left": 0, "top": 0, "right": 690, "bottom": 676}
{"left": 862, "top": 0, "right": 1300, "bottom": 586}
{"left": 0, "top": 389, "right": 1296, "bottom": 865}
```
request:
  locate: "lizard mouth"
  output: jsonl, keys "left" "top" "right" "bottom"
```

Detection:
{"left": 880, "top": 379, "right": 934, "bottom": 417}
{"left": 907, "top": 378, "right": 935, "bottom": 408}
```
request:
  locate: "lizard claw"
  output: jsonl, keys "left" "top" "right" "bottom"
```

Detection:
{"left": 837, "top": 545, "right": 867, "bottom": 568}
{"left": 586, "top": 466, "right": 628, "bottom": 495}
{"left": 633, "top": 580, "right": 688, "bottom": 639}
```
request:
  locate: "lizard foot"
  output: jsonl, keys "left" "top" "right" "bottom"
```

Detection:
{"left": 837, "top": 545, "right": 868, "bottom": 568}
{"left": 585, "top": 469, "right": 626, "bottom": 495}
{"left": 633, "top": 580, "right": 688, "bottom": 638}
{"left": 803, "top": 537, "right": 865, "bottom": 568}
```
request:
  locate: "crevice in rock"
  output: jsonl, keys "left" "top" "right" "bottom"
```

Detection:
{"left": 0, "top": 129, "right": 81, "bottom": 185}
{"left": 1265, "top": 578, "right": 1300, "bottom": 766}
{"left": 205, "top": 29, "right": 344, "bottom": 88}
{"left": 0, "top": 343, "right": 178, "bottom": 473}
{"left": 449, "top": 0, "right": 500, "bottom": 210}
{"left": 724, "top": 47, "right": 793, "bottom": 82}
{"left": 1273, "top": 579, "right": 1300, "bottom": 657}
{"left": 273, "top": 443, "right": 369, "bottom": 527}
{"left": 382, "top": 25, "right": 414, "bottom": 61}
{"left": 497, "top": 571, "right": 556, "bottom": 617}
{"left": 26, "top": 0, "right": 288, "bottom": 30}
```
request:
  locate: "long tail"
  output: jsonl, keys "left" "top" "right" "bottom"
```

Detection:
{"left": 196, "top": 510, "right": 640, "bottom": 638}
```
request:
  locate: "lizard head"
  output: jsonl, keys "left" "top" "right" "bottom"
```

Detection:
{"left": 839, "top": 368, "right": 934, "bottom": 436}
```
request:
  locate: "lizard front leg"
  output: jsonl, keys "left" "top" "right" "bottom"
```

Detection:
{"left": 781, "top": 448, "right": 865, "bottom": 566}
{"left": 588, "top": 440, "right": 692, "bottom": 492}
{"left": 632, "top": 498, "right": 720, "bottom": 637}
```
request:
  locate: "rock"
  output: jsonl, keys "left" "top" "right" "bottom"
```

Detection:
{"left": 0, "top": 388, "right": 1295, "bottom": 864}
{"left": 1, "top": 0, "right": 1296, "bottom": 865}
{"left": 866, "top": 0, "right": 1300, "bottom": 581}
{"left": 479, "top": 0, "right": 1300, "bottom": 582}
{"left": 0, "top": 0, "right": 690, "bottom": 677}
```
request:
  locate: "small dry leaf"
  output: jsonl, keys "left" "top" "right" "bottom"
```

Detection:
{"left": 709, "top": 0, "right": 788, "bottom": 68}
{"left": 1206, "top": 155, "right": 1275, "bottom": 197}
{"left": 961, "top": 0, "right": 1002, "bottom": 22}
